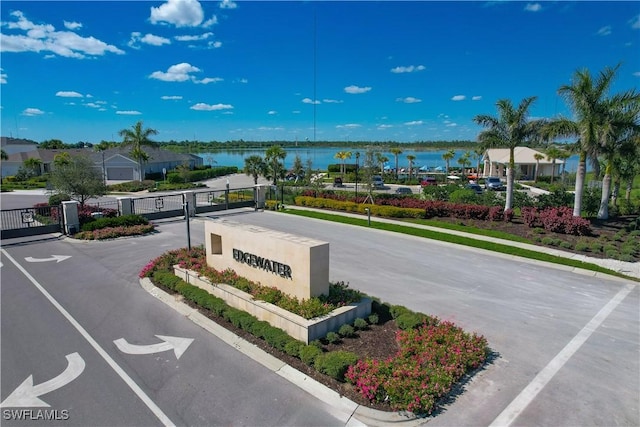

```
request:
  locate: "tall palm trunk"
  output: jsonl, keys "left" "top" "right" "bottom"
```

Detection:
{"left": 573, "top": 152, "right": 587, "bottom": 217}
{"left": 505, "top": 149, "right": 515, "bottom": 211}
{"left": 597, "top": 163, "right": 612, "bottom": 219}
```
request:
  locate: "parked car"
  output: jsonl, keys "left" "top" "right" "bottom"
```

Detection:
{"left": 420, "top": 177, "right": 437, "bottom": 187}
{"left": 395, "top": 187, "right": 413, "bottom": 195}
{"left": 333, "top": 177, "right": 344, "bottom": 187}
{"left": 484, "top": 176, "right": 504, "bottom": 191}
{"left": 465, "top": 183, "right": 483, "bottom": 195}
{"left": 372, "top": 175, "right": 384, "bottom": 188}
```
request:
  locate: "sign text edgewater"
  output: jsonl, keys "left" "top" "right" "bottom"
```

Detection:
{"left": 233, "top": 249, "right": 292, "bottom": 279}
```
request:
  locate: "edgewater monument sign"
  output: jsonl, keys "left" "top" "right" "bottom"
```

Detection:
{"left": 204, "top": 219, "right": 330, "bottom": 300}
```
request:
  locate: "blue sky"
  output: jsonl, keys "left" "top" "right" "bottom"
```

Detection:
{"left": 1, "top": 1, "right": 639, "bottom": 144}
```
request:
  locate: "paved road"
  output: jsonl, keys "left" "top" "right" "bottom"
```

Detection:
{"left": 1, "top": 231, "right": 346, "bottom": 426}
{"left": 1, "top": 197, "right": 638, "bottom": 426}
{"left": 204, "top": 210, "right": 639, "bottom": 427}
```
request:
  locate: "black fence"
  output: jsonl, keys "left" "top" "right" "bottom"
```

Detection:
{"left": 0, "top": 205, "right": 64, "bottom": 239}
{"left": 194, "top": 187, "right": 255, "bottom": 214}
{"left": 131, "top": 194, "right": 186, "bottom": 220}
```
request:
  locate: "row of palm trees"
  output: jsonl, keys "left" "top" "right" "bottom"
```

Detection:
{"left": 474, "top": 64, "right": 639, "bottom": 220}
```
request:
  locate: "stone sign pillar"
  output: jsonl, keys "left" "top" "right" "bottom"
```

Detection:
{"left": 204, "top": 219, "right": 329, "bottom": 300}
{"left": 118, "top": 197, "right": 133, "bottom": 216}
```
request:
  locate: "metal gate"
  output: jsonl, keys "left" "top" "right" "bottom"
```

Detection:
{"left": 1, "top": 205, "right": 64, "bottom": 239}
{"left": 194, "top": 187, "right": 255, "bottom": 214}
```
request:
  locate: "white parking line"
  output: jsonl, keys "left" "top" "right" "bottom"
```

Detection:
{"left": 490, "top": 283, "right": 636, "bottom": 427}
{"left": 1, "top": 249, "right": 176, "bottom": 427}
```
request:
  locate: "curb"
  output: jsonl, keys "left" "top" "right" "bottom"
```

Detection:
{"left": 139, "top": 277, "right": 424, "bottom": 426}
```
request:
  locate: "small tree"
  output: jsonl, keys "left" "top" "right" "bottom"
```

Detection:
{"left": 244, "top": 155, "right": 266, "bottom": 185}
{"left": 291, "top": 154, "right": 304, "bottom": 182}
{"left": 406, "top": 154, "right": 416, "bottom": 182}
{"left": 533, "top": 153, "right": 545, "bottom": 182}
{"left": 390, "top": 147, "right": 403, "bottom": 179}
{"left": 23, "top": 158, "right": 43, "bottom": 177}
{"left": 50, "top": 155, "right": 106, "bottom": 206}
{"left": 265, "top": 145, "right": 287, "bottom": 185}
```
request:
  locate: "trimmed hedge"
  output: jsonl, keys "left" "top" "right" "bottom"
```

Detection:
{"left": 166, "top": 166, "right": 238, "bottom": 183}
{"left": 81, "top": 214, "right": 149, "bottom": 232}
{"left": 314, "top": 351, "right": 359, "bottom": 381}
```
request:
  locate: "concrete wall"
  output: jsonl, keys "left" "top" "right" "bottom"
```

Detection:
{"left": 204, "top": 219, "right": 329, "bottom": 300}
{"left": 175, "top": 266, "right": 371, "bottom": 343}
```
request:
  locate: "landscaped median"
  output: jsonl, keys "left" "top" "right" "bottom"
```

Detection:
{"left": 140, "top": 246, "right": 490, "bottom": 415}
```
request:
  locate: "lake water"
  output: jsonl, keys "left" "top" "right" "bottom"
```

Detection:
{"left": 197, "top": 147, "right": 582, "bottom": 173}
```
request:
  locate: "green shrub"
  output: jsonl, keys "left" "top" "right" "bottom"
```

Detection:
{"left": 325, "top": 332, "right": 340, "bottom": 344}
{"left": 353, "top": 318, "right": 368, "bottom": 330}
{"left": 559, "top": 241, "right": 572, "bottom": 249}
{"left": 284, "top": 340, "right": 304, "bottom": 357}
{"left": 249, "top": 320, "right": 271, "bottom": 338}
{"left": 152, "top": 271, "right": 183, "bottom": 291}
{"left": 389, "top": 304, "right": 410, "bottom": 319}
{"left": 299, "top": 344, "right": 322, "bottom": 366}
{"left": 263, "top": 327, "right": 290, "bottom": 351}
{"left": 314, "top": 351, "right": 359, "bottom": 381}
{"left": 81, "top": 214, "right": 148, "bottom": 232}
{"left": 574, "top": 240, "right": 590, "bottom": 252}
{"left": 590, "top": 242, "right": 603, "bottom": 253}
{"left": 605, "top": 249, "right": 619, "bottom": 259}
{"left": 48, "top": 193, "right": 71, "bottom": 206}
{"left": 541, "top": 237, "right": 555, "bottom": 245}
{"left": 338, "top": 324, "right": 355, "bottom": 338}
{"left": 368, "top": 313, "right": 379, "bottom": 325}
{"left": 396, "top": 312, "right": 425, "bottom": 330}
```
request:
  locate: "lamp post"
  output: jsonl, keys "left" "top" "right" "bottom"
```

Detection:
{"left": 355, "top": 152, "right": 360, "bottom": 200}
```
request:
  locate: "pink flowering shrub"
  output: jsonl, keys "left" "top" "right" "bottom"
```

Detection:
{"left": 346, "top": 320, "right": 488, "bottom": 414}
{"left": 521, "top": 206, "right": 592, "bottom": 236}
{"left": 75, "top": 224, "right": 155, "bottom": 240}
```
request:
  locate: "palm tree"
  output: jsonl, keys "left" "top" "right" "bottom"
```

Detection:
{"left": 0, "top": 149, "right": 7, "bottom": 161}
{"left": 442, "top": 149, "right": 455, "bottom": 176}
{"left": 390, "top": 147, "right": 403, "bottom": 179}
{"left": 473, "top": 148, "right": 484, "bottom": 179}
{"left": 595, "top": 96, "right": 640, "bottom": 219}
{"left": 334, "top": 151, "right": 352, "bottom": 178}
{"left": 457, "top": 151, "right": 471, "bottom": 177}
{"left": 376, "top": 153, "right": 389, "bottom": 176}
{"left": 533, "top": 152, "right": 545, "bottom": 182}
{"left": 23, "top": 158, "right": 43, "bottom": 176}
{"left": 406, "top": 154, "right": 416, "bottom": 182}
{"left": 118, "top": 120, "right": 158, "bottom": 181}
{"left": 244, "top": 155, "right": 266, "bottom": 185}
{"left": 545, "top": 146, "right": 563, "bottom": 184}
{"left": 474, "top": 97, "right": 545, "bottom": 211}
{"left": 548, "top": 65, "right": 622, "bottom": 216}
{"left": 265, "top": 145, "right": 287, "bottom": 185}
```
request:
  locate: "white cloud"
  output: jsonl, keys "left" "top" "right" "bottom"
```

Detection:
{"left": 237, "top": 78, "right": 248, "bottom": 84}
{"left": 446, "top": 122, "right": 458, "bottom": 127}
{"left": 150, "top": 0, "right": 216, "bottom": 28}
{"left": 344, "top": 85, "right": 371, "bottom": 94}
{"left": 404, "top": 120, "right": 423, "bottom": 126}
{"left": 596, "top": 26, "right": 612, "bottom": 36}
{"left": 633, "top": 71, "right": 640, "bottom": 77}
{"left": 472, "top": 96, "right": 482, "bottom": 101}
{"left": 85, "top": 102, "right": 103, "bottom": 109}
{"left": 396, "top": 96, "right": 422, "bottom": 103}
{"left": 390, "top": 65, "right": 426, "bottom": 73}
{"left": 116, "top": 110, "right": 142, "bottom": 115}
{"left": 175, "top": 32, "right": 214, "bottom": 42}
{"left": 190, "top": 103, "right": 233, "bottom": 111}
{"left": 220, "top": 0, "right": 238, "bottom": 9}
{"left": 336, "top": 124, "right": 361, "bottom": 128}
{"left": 208, "top": 41, "right": 222, "bottom": 49}
{"left": 0, "top": 69, "right": 6, "bottom": 84}
{"left": 64, "top": 21, "right": 82, "bottom": 30}
{"left": 149, "top": 63, "right": 201, "bottom": 82}
{"left": 196, "top": 77, "right": 223, "bottom": 84}
{"left": 129, "top": 32, "right": 171, "bottom": 48}
{"left": 22, "top": 108, "right": 44, "bottom": 116}
{"left": 56, "top": 91, "right": 83, "bottom": 98}
{"left": 302, "top": 98, "right": 321, "bottom": 104}
{"left": 630, "top": 15, "right": 640, "bottom": 29}
{"left": 267, "top": 110, "right": 277, "bottom": 115}
{"left": 451, "top": 95, "right": 466, "bottom": 101}
{"left": 524, "top": 3, "right": 542, "bottom": 12}
{"left": 1, "top": 11, "right": 124, "bottom": 59}
{"left": 322, "top": 99, "right": 343, "bottom": 103}
{"left": 161, "top": 95, "right": 183, "bottom": 100}
{"left": 377, "top": 124, "right": 393, "bottom": 129}
{"left": 258, "top": 126, "right": 284, "bottom": 131}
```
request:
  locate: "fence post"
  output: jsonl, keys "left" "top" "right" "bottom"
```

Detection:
{"left": 118, "top": 197, "right": 133, "bottom": 216}
{"left": 62, "top": 201, "right": 80, "bottom": 235}
{"left": 182, "top": 191, "right": 196, "bottom": 217}
{"left": 255, "top": 184, "right": 267, "bottom": 210}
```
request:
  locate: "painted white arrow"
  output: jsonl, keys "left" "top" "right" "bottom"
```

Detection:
{"left": 113, "top": 335, "right": 193, "bottom": 360}
{"left": 24, "top": 255, "right": 71, "bottom": 263}
{"left": 1, "top": 353, "right": 85, "bottom": 408}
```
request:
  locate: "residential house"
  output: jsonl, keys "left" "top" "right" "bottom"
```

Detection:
{"left": 483, "top": 147, "right": 564, "bottom": 180}
{"left": 2, "top": 146, "right": 203, "bottom": 180}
